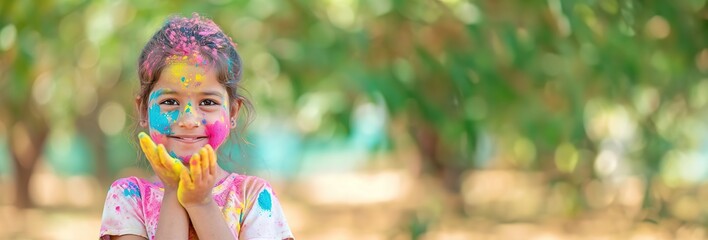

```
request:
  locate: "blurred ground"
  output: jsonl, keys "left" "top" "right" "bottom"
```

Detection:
{"left": 1, "top": 161, "right": 708, "bottom": 240}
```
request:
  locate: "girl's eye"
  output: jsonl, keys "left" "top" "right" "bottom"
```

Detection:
{"left": 200, "top": 99, "right": 219, "bottom": 106}
{"left": 160, "top": 99, "right": 179, "bottom": 105}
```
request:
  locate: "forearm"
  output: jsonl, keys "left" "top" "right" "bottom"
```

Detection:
{"left": 154, "top": 190, "right": 190, "bottom": 240}
{"left": 185, "top": 200, "right": 235, "bottom": 239}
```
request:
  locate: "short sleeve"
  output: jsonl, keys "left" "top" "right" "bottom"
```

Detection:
{"left": 99, "top": 178, "right": 148, "bottom": 239}
{"left": 239, "top": 178, "right": 294, "bottom": 240}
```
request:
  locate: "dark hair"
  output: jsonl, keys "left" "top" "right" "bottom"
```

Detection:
{"left": 136, "top": 13, "right": 254, "bottom": 167}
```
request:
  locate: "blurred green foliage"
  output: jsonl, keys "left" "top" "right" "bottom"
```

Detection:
{"left": 1, "top": 0, "right": 708, "bottom": 223}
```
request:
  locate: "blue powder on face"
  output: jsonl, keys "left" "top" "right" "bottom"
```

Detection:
{"left": 148, "top": 89, "right": 179, "bottom": 135}
{"left": 123, "top": 181, "right": 141, "bottom": 198}
{"left": 168, "top": 151, "right": 179, "bottom": 159}
{"left": 258, "top": 189, "right": 272, "bottom": 211}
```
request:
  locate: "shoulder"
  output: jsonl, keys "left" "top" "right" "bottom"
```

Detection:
{"left": 109, "top": 176, "right": 155, "bottom": 188}
{"left": 237, "top": 174, "right": 274, "bottom": 192}
{"left": 235, "top": 174, "right": 283, "bottom": 208}
{"left": 106, "top": 176, "right": 158, "bottom": 198}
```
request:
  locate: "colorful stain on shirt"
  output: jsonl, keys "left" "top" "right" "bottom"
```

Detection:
{"left": 99, "top": 174, "right": 294, "bottom": 240}
{"left": 258, "top": 189, "right": 272, "bottom": 211}
{"left": 123, "top": 181, "right": 141, "bottom": 198}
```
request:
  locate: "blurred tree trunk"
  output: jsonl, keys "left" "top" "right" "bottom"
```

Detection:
{"left": 77, "top": 110, "right": 110, "bottom": 185}
{"left": 410, "top": 120, "right": 465, "bottom": 213}
{"left": 8, "top": 120, "right": 48, "bottom": 209}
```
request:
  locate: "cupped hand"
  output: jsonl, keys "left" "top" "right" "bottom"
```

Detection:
{"left": 138, "top": 132, "right": 186, "bottom": 191}
{"left": 177, "top": 144, "right": 217, "bottom": 208}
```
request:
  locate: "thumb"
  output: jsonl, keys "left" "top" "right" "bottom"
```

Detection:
{"left": 138, "top": 132, "right": 157, "bottom": 160}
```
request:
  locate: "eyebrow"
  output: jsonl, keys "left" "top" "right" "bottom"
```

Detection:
{"left": 158, "top": 89, "right": 178, "bottom": 95}
{"left": 154, "top": 89, "right": 224, "bottom": 98}
{"left": 200, "top": 91, "right": 225, "bottom": 98}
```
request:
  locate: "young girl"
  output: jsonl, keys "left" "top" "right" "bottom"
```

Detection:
{"left": 99, "top": 13, "right": 294, "bottom": 240}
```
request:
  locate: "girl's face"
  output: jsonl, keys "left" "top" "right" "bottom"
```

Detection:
{"left": 143, "top": 57, "right": 236, "bottom": 163}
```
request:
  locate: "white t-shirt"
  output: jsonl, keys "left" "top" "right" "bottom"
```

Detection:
{"left": 99, "top": 173, "right": 294, "bottom": 240}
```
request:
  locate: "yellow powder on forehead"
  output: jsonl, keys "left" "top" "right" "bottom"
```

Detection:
{"left": 164, "top": 54, "right": 210, "bottom": 88}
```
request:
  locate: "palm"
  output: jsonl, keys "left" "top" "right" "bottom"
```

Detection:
{"left": 177, "top": 145, "right": 217, "bottom": 207}
{"left": 138, "top": 132, "right": 186, "bottom": 189}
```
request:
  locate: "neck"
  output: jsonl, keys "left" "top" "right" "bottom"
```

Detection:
{"left": 214, "top": 166, "right": 230, "bottom": 183}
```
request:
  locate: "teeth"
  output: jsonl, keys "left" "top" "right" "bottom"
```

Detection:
{"left": 170, "top": 136, "right": 205, "bottom": 140}
{"left": 176, "top": 137, "right": 203, "bottom": 140}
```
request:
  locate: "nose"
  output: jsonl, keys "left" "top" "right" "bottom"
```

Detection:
{"left": 178, "top": 102, "right": 200, "bottom": 128}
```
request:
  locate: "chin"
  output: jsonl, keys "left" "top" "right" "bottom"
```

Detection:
{"left": 166, "top": 139, "right": 208, "bottom": 163}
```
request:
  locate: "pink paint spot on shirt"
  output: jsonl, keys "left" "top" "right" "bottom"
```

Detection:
{"left": 100, "top": 174, "right": 294, "bottom": 239}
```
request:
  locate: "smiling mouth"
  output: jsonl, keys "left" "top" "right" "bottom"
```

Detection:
{"left": 168, "top": 136, "right": 208, "bottom": 143}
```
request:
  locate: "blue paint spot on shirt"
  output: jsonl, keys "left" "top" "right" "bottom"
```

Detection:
{"left": 258, "top": 189, "right": 272, "bottom": 211}
{"left": 123, "top": 181, "right": 141, "bottom": 198}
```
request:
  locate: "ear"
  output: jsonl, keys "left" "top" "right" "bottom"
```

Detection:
{"left": 135, "top": 96, "right": 148, "bottom": 128}
{"left": 230, "top": 98, "right": 242, "bottom": 129}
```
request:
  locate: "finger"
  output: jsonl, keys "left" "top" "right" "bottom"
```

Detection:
{"left": 156, "top": 144, "right": 174, "bottom": 170}
{"left": 138, "top": 132, "right": 158, "bottom": 161}
{"left": 199, "top": 147, "right": 209, "bottom": 178}
{"left": 190, "top": 153, "right": 202, "bottom": 183}
{"left": 179, "top": 164, "right": 192, "bottom": 186}
{"left": 157, "top": 144, "right": 180, "bottom": 174}
{"left": 207, "top": 144, "right": 216, "bottom": 176}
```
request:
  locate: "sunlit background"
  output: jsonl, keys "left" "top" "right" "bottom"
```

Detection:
{"left": 2, "top": 0, "right": 708, "bottom": 239}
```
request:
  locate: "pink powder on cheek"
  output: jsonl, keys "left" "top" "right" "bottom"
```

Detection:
{"left": 150, "top": 132, "right": 167, "bottom": 145}
{"left": 206, "top": 120, "right": 229, "bottom": 150}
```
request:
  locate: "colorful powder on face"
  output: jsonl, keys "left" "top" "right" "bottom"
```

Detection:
{"left": 257, "top": 189, "right": 272, "bottom": 211}
{"left": 150, "top": 131, "right": 167, "bottom": 146}
{"left": 184, "top": 102, "right": 193, "bottom": 114}
{"left": 148, "top": 89, "right": 179, "bottom": 135}
{"left": 205, "top": 120, "right": 229, "bottom": 150}
{"left": 178, "top": 155, "right": 191, "bottom": 165}
{"left": 138, "top": 13, "right": 242, "bottom": 108}
{"left": 165, "top": 55, "right": 210, "bottom": 89}
{"left": 169, "top": 151, "right": 190, "bottom": 165}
